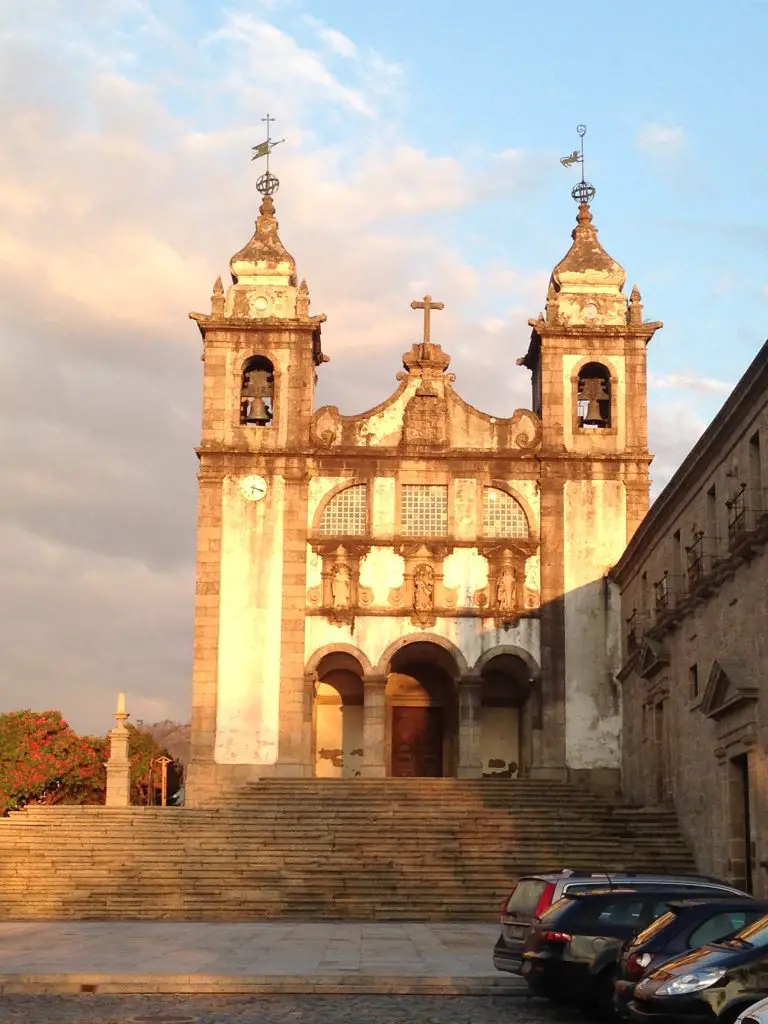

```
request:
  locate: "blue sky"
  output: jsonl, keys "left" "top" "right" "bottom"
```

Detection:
{"left": 1, "top": 0, "right": 766, "bottom": 732}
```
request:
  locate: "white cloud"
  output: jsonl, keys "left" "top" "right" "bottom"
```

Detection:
{"left": 637, "top": 123, "right": 686, "bottom": 155}
{"left": 649, "top": 371, "right": 735, "bottom": 396}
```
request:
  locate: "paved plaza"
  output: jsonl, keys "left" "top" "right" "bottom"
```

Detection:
{"left": 0, "top": 993, "right": 585, "bottom": 1024}
{"left": 0, "top": 921, "right": 525, "bottom": 995}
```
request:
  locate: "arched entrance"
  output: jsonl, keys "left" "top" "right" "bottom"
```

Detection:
{"left": 312, "top": 651, "right": 365, "bottom": 778}
{"left": 385, "top": 642, "right": 459, "bottom": 778}
{"left": 478, "top": 652, "right": 535, "bottom": 778}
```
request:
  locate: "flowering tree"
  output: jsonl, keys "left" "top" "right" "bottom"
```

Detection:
{"left": 0, "top": 710, "right": 107, "bottom": 814}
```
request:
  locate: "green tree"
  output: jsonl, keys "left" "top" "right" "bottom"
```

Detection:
{"left": 0, "top": 710, "right": 107, "bottom": 814}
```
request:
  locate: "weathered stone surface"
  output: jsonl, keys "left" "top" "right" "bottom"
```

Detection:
{"left": 613, "top": 341, "right": 768, "bottom": 893}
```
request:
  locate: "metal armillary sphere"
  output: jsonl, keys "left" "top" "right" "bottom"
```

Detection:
{"left": 256, "top": 170, "right": 280, "bottom": 196}
{"left": 571, "top": 179, "right": 596, "bottom": 205}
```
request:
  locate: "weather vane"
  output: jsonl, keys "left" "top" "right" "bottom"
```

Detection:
{"left": 251, "top": 113, "right": 285, "bottom": 196}
{"left": 560, "top": 124, "right": 596, "bottom": 205}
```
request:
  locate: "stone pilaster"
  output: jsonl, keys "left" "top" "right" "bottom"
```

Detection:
{"left": 457, "top": 675, "right": 483, "bottom": 779}
{"left": 105, "top": 694, "right": 131, "bottom": 807}
{"left": 362, "top": 673, "right": 387, "bottom": 777}
{"left": 275, "top": 464, "right": 312, "bottom": 776}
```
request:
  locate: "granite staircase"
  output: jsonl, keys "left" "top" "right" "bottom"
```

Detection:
{"left": 0, "top": 779, "right": 696, "bottom": 921}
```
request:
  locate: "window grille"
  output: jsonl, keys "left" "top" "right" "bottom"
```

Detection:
{"left": 653, "top": 573, "right": 670, "bottom": 617}
{"left": 318, "top": 485, "right": 368, "bottom": 536}
{"left": 400, "top": 485, "right": 448, "bottom": 536}
{"left": 726, "top": 483, "right": 748, "bottom": 545}
{"left": 483, "top": 488, "right": 529, "bottom": 538}
{"left": 686, "top": 531, "right": 705, "bottom": 587}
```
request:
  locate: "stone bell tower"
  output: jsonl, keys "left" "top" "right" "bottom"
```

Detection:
{"left": 185, "top": 179, "right": 327, "bottom": 805}
{"left": 519, "top": 195, "right": 662, "bottom": 786}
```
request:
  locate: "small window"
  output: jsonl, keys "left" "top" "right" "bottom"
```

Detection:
{"left": 689, "top": 664, "right": 699, "bottom": 701}
{"left": 483, "top": 488, "right": 529, "bottom": 538}
{"left": 577, "top": 362, "right": 612, "bottom": 429}
{"left": 318, "top": 485, "right": 368, "bottom": 536}
{"left": 400, "top": 485, "right": 448, "bottom": 537}
{"left": 688, "top": 911, "right": 758, "bottom": 949}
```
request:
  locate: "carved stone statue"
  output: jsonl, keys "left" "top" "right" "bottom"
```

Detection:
{"left": 496, "top": 568, "right": 516, "bottom": 615}
{"left": 331, "top": 564, "right": 351, "bottom": 609}
{"left": 413, "top": 564, "right": 435, "bottom": 612}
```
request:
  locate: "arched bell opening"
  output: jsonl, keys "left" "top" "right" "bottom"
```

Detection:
{"left": 479, "top": 654, "right": 534, "bottom": 778}
{"left": 240, "top": 354, "right": 275, "bottom": 427}
{"left": 576, "top": 361, "right": 612, "bottom": 429}
{"left": 312, "top": 651, "right": 365, "bottom": 778}
{"left": 385, "top": 641, "right": 460, "bottom": 778}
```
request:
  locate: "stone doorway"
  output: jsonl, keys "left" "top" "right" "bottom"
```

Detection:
{"left": 312, "top": 651, "right": 365, "bottom": 778}
{"left": 385, "top": 642, "right": 459, "bottom": 778}
{"left": 728, "top": 753, "right": 753, "bottom": 893}
{"left": 478, "top": 653, "right": 534, "bottom": 778}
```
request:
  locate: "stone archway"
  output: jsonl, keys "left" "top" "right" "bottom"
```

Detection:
{"left": 311, "top": 650, "right": 366, "bottom": 778}
{"left": 477, "top": 650, "right": 537, "bottom": 778}
{"left": 385, "top": 641, "right": 461, "bottom": 778}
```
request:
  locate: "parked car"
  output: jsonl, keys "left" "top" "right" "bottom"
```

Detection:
{"left": 494, "top": 869, "right": 747, "bottom": 976}
{"left": 736, "top": 997, "right": 768, "bottom": 1024}
{"left": 615, "top": 898, "right": 767, "bottom": 1018}
{"left": 628, "top": 912, "right": 768, "bottom": 1024}
{"left": 519, "top": 888, "right": 750, "bottom": 1017}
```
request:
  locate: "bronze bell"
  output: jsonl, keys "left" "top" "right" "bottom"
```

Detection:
{"left": 245, "top": 396, "right": 272, "bottom": 425}
{"left": 579, "top": 377, "right": 609, "bottom": 426}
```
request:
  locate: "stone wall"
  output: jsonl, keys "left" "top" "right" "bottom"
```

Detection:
{"left": 614, "top": 341, "right": 768, "bottom": 893}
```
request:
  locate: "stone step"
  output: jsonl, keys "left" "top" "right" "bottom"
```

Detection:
{"left": 0, "top": 779, "right": 696, "bottom": 921}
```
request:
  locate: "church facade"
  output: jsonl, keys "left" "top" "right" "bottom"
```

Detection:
{"left": 185, "top": 187, "right": 661, "bottom": 806}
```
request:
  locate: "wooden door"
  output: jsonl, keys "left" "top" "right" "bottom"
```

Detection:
{"left": 391, "top": 706, "right": 443, "bottom": 777}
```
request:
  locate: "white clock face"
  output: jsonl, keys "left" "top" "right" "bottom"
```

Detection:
{"left": 240, "top": 475, "right": 268, "bottom": 502}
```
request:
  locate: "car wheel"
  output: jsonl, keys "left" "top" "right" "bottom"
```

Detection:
{"left": 595, "top": 970, "right": 617, "bottom": 1021}
{"left": 718, "top": 1007, "right": 752, "bottom": 1024}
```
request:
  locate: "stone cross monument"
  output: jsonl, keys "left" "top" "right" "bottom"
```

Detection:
{"left": 105, "top": 692, "right": 131, "bottom": 807}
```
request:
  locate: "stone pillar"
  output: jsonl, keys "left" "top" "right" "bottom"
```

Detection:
{"left": 457, "top": 675, "right": 483, "bottom": 779}
{"left": 276, "top": 463, "right": 312, "bottom": 777}
{"left": 362, "top": 673, "right": 387, "bottom": 777}
{"left": 105, "top": 692, "right": 131, "bottom": 807}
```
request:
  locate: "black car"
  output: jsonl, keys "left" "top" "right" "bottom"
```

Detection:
{"left": 520, "top": 888, "right": 743, "bottom": 1016}
{"left": 628, "top": 912, "right": 768, "bottom": 1024}
{"left": 494, "top": 870, "right": 746, "bottom": 976}
{"left": 615, "top": 898, "right": 768, "bottom": 1018}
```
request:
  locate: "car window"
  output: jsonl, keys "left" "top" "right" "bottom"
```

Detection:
{"left": 506, "top": 879, "right": 546, "bottom": 915}
{"left": 539, "top": 898, "right": 576, "bottom": 924}
{"left": 688, "top": 911, "right": 760, "bottom": 948}
{"left": 575, "top": 899, "right": 647, "bottom": 935}
{"left": 633, "top": 910, "right": 677, "bottom": 946}
{"left": 723, "top": 913, "right": 768, "bottom": 949}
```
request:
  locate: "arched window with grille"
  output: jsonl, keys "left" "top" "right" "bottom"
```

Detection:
{"left": 318, "top": 484, "right": 368, "bottom": 536}
{"left": 483, "top": 488, "right": 529, "bottom": 539}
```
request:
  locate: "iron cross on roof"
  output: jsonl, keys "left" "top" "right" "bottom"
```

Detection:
{"left": 410, "top": 294, "right": 444, "bottom": 345}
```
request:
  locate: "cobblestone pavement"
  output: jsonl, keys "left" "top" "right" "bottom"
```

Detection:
{"left": 0, "top": 994, "right": 595, "bottom": 1024}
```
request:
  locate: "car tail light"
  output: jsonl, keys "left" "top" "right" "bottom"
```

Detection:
{"left": 627, "top": 952, "right": 653, "bottom": 977}
{"left": 532, "top": 882, "right": 557, "bottom": 919}
{"left": 543, "top": 931, "right": 572, "bottom": 944}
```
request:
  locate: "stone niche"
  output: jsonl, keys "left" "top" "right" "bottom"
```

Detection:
{"left": 307, "top": 541, "right": 373, "bottom": 624}
{"left": 474, "top": 542, "right": 539, "bottom": 627}
{"left": 388, "top": 542, "right": 458, "bottom": 628}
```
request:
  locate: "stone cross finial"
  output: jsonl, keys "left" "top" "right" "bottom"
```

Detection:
{"left": 410, "top": 295, "right": 444, "bottom": 345}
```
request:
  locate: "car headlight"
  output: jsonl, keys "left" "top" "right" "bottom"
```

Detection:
{"left": 656, "top": 968, "right": 726, "bottom": 996}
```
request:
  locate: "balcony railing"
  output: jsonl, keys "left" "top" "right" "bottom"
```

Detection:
{"left": 653, "top": 573, "right": 671, "bottom": 617}
{"left": 685, "top": 531, "right": 706, "bottom": 587}
{"left": 726, "top": 483, "right": 767, "bottom": 548}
